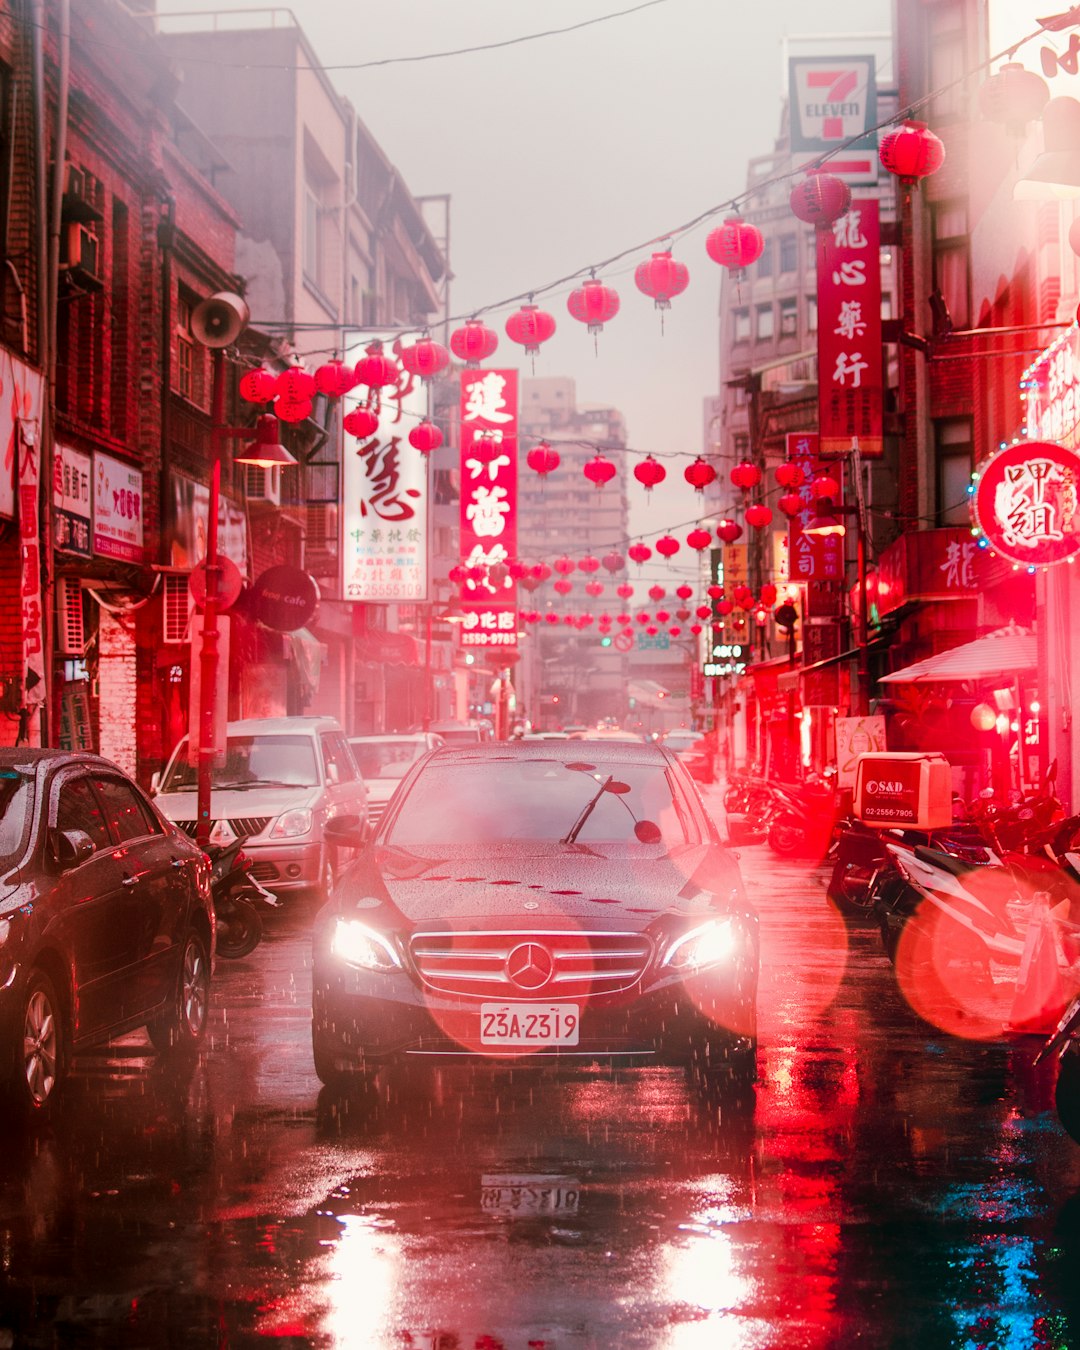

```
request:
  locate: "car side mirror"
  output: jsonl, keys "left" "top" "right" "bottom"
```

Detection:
{"left": 149, "top": 771, "right": 161, "bottom": 795}
{"left": 52, "top": 828, "right": 95, "bottom": 870}
{"left": 324, "top": 814, "right": 369, "bottom": 850}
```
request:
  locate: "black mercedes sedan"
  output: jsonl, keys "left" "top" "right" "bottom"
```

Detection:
{"left": 312, "top": 741, "right": 757, "bottom": 1094}
{"left": 0, "top": 749, "right": 214, "bottom": 1120}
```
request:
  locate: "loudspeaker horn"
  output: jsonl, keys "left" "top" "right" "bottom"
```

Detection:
{"left": 191, "top": 291, "right": 250, "bottom": 348}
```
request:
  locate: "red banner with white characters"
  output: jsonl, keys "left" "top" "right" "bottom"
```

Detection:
{"left": 785, "top": 433, "right": 845, "bottom": 587}
{"left": 816, "top": 199, "right": 883, "bottom": 460}
{"left": 459, "top": 370, "right": 518, "bottom": 650}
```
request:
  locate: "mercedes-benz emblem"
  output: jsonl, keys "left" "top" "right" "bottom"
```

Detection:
{"left": 505, "top": 941, "right": 554, "bottom": 991}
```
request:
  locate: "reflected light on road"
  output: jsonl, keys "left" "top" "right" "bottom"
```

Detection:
{"left": 757, "top": 897, "right": 850, "bottom": 1038}
{"left": 658, "top": 1217, "right": 759, "bottom": 1348}
{"left": 323, "top": 1212, "right": 399, "bottom": 1347}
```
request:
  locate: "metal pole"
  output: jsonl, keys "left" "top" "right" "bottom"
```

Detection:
{"left": 850, "top": 444, "right": 870, "bottom": 717}
{"left": 196, "top": 349, "right": 225, "bottom": 849}
{"left": 423, "top": 601, "right": 433, "bottom": 731}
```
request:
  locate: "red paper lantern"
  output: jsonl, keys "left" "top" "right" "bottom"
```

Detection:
{"left": 553, "top": 555, "right": 576, "bottom": 576}
{"left": 633, "top": 250, "right": 690, "bottom": 311}
{"left": 584, "top": 454, "right": 617, "bottom": 488}
{"left": 668, "top": 627, "right": 681, "bottom": 638}
{"left": 676, "top": 608, "right": 691, "bottom": 622}
{"left": 656, "top": 610, "right": 670, "bottom": 624}
{"left": 690, "top": 624, "right": 703, "bottom": 636}
{"left": 879, "top": 120, "right": 945, "bottom": 186}
{"left": 562, "top": 615, "right": 575, "bottom": 627}
{"left": 579, "top": 613, "right": 594, "bottom": 627}
{"left": 616, "top": 582, "right": 634, "bottom": 599}
{"left": 633, "top": 456, "right": 667, "bottom": 491}
{"left": 579, "top": 555, "right": 600, "bottom": 573}
{"left": 676, "top": 584, "right": 693, "bottom": 600}
{"left": 603, "top": 552, "right": 626, "bottom": 574}
{"left": 789, "top": 171, "right": 852, "bottom": 228}
{"left": 276, "top": 396, "right": 312, "bottom": 424}
{"left": 706, "top": 584, "right": 723, "bottom": 600}
{"left": 759, "top": 583, "right": 778, "bottom": 605}
{"left": 616, "top": 613, "right": 631, "bottom": 626}
{"left": 686, "top": 528, "right": 712, "bottom": 550}
{"left": 519, "top": 573, "right": 543, "bottom": 593}
{"left": 716, "top": 599, "right": 735, "bottom": 616}
{"left": 354, "top": 344, "right": 400, "bottom": 390}
{"left": 449, "top": 319, "right": 498, "bottom": 367}
{"left": 648, "top": 585, "right": 665, "bottom": 601}
{"left": 734, "top": 584, "right": 753, "bottom": 604}
{"left": 448, "top": 564, "right": 468, "bottom": 584}
{"left": 646, "top": 626, "right": 659, "bottom": 637}
{"left": 811, "top": 473, "right": 841, "bottom": 501}
{"left": 408, "top": 419, "right": 443, "bottom": 454}
{"left": 567, "top": 278, "right": 620, "bottom": 336}
{"left": 526, "top": 440, "right": 561, "bottom": 476}
{"left": 532, "top": 562, "right": 552, "bottom": 582}
{"left": 314, "top": 359, "right": 355, "bottom": 397}
{"left": 398, "top": 336, "right": 450, "bottom": 383}
{"left": 775, "top": 461, "right": 804, "bottom": 488}
{"left": 696, "top": 605, "right": 712, "bottom": 620}
{"left": 628, "top": 542, "right": 652, "bottom": 565}
{"left": 505, "top": 303, "right": 557, "bottom": 355}
{"left": 705, "top": 216, "right": 764, "bottom": 271}
{"left": 655, "top": 535, "right": 680, "bottom": 558}
{"left": 745, "top": 502, "right": 773, "bottom": 529}
{"left": 978, "top": 63, "right": 1049, "bottom": 133}
{"left": 684, "top": 457, "right": 717, "bottom": 492}
{"left": 508, "top": 560, "right": 529, "bottom": 581}
{"left": 730, "top": 460, "right": 762, "bottom": 490}
{"left": 585, "top": 580, "right": 604, "bottom": 597}
{"left": 240, "top": 368, "right": 278, "bottom": 404}
{"left": 716, "top": 518, "right": 743, "bottom": 544}
{"left": 778, "top": 492, "right": 804, "bottom": 517}
{"left": 469, "top": 431, "right": 502, "bottom": 464}
{"left": 553, "top": 578, "right": 573, "bottom": 596}
{"left": 637, "top": 612, "right": 651, "bottom": 625}
{"left": 544, "top": 613, "right": 559, "bottom": 625}
{"left": 276, "top": 367, "right": 316, "bottom": 401}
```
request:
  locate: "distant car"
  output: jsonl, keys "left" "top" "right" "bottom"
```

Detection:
{"left": 426, "top": 720, "right": 489, "bottom": 744}
{"left": 312, "top": 741, "right": 758, "bottom": 1095}
{"left": 153, "top": 716, "right": 367, "bottom": 897}
{"left": 0, "top": 750, "right": 214, "bottom": 1119}
{"left": 663, "top": 730, "right": 715, "bottom": 784}
{"left": 348, "top": 733, "right": 444, "bottom": 829}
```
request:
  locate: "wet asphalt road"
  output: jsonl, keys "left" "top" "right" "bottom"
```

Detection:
{"left": 3, "top": 783, "right": 1080, "bottom": 1348}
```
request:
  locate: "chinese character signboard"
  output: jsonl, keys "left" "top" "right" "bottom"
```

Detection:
{"left": 816, "top": 201, "right": 883, "bottom": 460}
{"left": 785, "top": 433, "right": 845, "bottom": 585}
{"left": 13, "top": 360, "right": 44, "bottom": 731}
{"left": 788, "top": 55, "right": 878, "bottom": 184}
{"left": 1020, "top": 327, "right": 1080, "bottom": 449}
{"left": 972, "top": 440, "right": 1080, "bottom": 566}
{"left": 874, "top": 527, "right": 981, "bottom": 618}
{"left": 342, "top": 339, "right": 429, "bottom": 602}
{"left": 54, "top": 443, "right": 92, "bottom": 557}
{"left": 93, "top": 451, "right": 144, "bottom": 562}
{"left": 459, "top": 370, "right": 518, "bottom": 649}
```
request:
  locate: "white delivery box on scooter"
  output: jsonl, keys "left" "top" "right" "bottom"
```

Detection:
{"left": 853, "top": 752, "right": 952, "bottom": 830}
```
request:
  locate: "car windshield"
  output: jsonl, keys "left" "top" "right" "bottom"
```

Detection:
{"left": 385, "top": 755, "right": 696, "bottom": 847}
{"left": 0, "top": 769, "right": 32, "bottom": 870}
{"left": 160, "top": 735, "right": 319, "bottom": 791}
{"left": 352, "top": 740, "right": 425, "bottom": 781}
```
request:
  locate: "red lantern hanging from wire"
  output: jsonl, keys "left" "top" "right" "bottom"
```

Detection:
{"left": 716, "top": 518, "right": 743, "bottom": 544}
{"left": 583, "top": 454, "right": 617, "bottom": 488}
{"left": 616, "top": 612, "right": 631, "bottom": 626}
{"left": 684, "top": 457, "right": 717, "bottom": 492}
{"left": 354, "top": 343, "right": 400, "bottom": 390}
{"left": 603, "top": 552, "right": 626, "bottom": 575}
{"left": 730, "top": 460, "right": 762, "bottom": 490}
{"left": 778, "top": 491, "right": 804, "bottom": 517}
{"left": 695, "top": 605, "right": 712, "bottom": 620}
{"left": 616, "top": 582, "right": 634, "bottom": 600}
{"left": 676, "top": 584, "right": 693, "bottom": 601}
{"left": 690, "top": 623, "right": 703, "bottom": 636}
{"left": 716, "top": 599, "right": 735, "bottom": 616}
{"left": 567, "top": 277, "right": 620, "bottom": 348}
{"left": 508, "top": 560, "right": 529, "bottom": 581}
{"left": 519, "top": 571, "right": 543, "bottom": 593}
{"left": 544, "top": 613, "right": 559, "bottom": 625}
{"left": 449, "top": 319, "right": 499, "bottom": 367}
{"left": 655, "top": 610, "right": 670, "bottom": 624}
{"left": 648, "top": 585, "right": 665, "bottom": 601}
{"left": 448, "top": 564, "right": 468, "bottom": 585}
{"left": 397, "top": 335, "right": 450, "bottom": 383}
{"left": 707, "top": 584, "right": 724, "bottom": 600}
{"left": 505, "top": 302, "right": 557, "bottom": 360}
{"left": 759, "top": 583, "right": 778, "bottom": 605}
{"left": 532, "top": 562, "right": 552, "bottom": 583}
{"left": 686, "top": 528, "right": 712, "bottom": 551}
{"left": 578, "top": 555, "right": 600, "bottom": 573}
{"left": 314, "top": 359, "right": 356, "bottom": 397}
{"left": 811, "top": 472, "right": 841, "bottom": 501}
{"left": 637, "top": 612, "right": 651, "bottom": 625}
{"left": 628, "top": 542, "right": 652, "bottom": 566}
{"left": 526, "top": 440, "right": 561, "bottom": 477}
{"left": 676, "top": 608, "right": 691, "bottom": 622}
{"left": 733, "top": 584, "right": 754, "bottom": 607}
{"left": 879, "top": 120, "right": 945, "bottom": 187}
{"left": 585, "top": 580, "right": 604, "bottom": 598}
{"left": 239, "top": 368, "right": 278, "bottom": 404}
{"left": 633, "top": 456, "right": 666, "bottom": 492}
{"left": 553, "top": 578, "right": 573, "bottom": 596}
{"left": 276, "top": 367, "right": 317, "bottom": 402}
{"left": 408, "top": 419, "right": 443, "bottom": 454}
{"left": 633, "top": 249, "right": 689, "bottom": 331}
{"left": 276, "top": 396, "right": 312, "bottom": 425}
{"left": 343, "top": 405, "right": 380, "bottom": 439}
{"left": 655, "top": 535, "right": 680, "bottom": 558}
{"left": 775, "top": 461, "right": 804, "bottom": 488}
{"left": 978, "top": 63, "right": 1049, "bottom": 135}
{"left": 745, "top": 502, "right": 773, "bottom": 529}
{"left": 469, "top": 430, "right": 503, "bottom": 464}
{"left": 553, "top": 555, "right": 576, "bottom": 576}
{"left": 705, "top": 216, "right": 764, "bottom": 272}
{"left": 789, "top": 170, "right": 852, "bottom": 229}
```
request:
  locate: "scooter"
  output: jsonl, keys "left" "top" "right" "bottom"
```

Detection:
{"left": 765, "top": 775, "right": 841, "bottom": 860}
{"left": 206, "top": 836, "right": 281, "bottom": 959}
{"left": 1035, "top": 992, "right": 1080, "bottom": 1144}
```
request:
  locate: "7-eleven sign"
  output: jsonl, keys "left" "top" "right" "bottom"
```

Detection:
{"left": 789, "top": 55, "right": 878, "bottom": 184}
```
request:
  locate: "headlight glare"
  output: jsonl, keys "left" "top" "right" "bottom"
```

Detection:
{"left": 662, "top": 918, "right": 738, "bottom": 971}
{"left": 331, "top": 918, "right": 402, "bottom": 973}
{"left": 269, "top": 808, "right": 313, "bottom": 839}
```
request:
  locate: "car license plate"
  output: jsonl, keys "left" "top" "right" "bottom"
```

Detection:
{"left": 479, "top": 1002, "right": 580, "bottom": 1046}
{"left": 481, "top": 1174, "right": 580, "bottom": 1217}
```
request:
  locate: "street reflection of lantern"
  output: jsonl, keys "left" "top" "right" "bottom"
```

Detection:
{"left": 628, "top": 542, "right": 652, "bottom": 565}
{"left": 745, "top": 502, "right": 773, "bottom": 529}
{"left": 655, "top": 535, "right": 680, "bottom": 558}
{"left": 684, "top": 457, "right": 717, "bottom": 492}
{"left": 686, "top": 528, "right": 712, "bottom": 550}
{"left": 408, "top": 419, "right": 443, "bottom": 454}
{"left": 730, "top": 460, "right": 762, "bottom": 490}
{"left": 705, "top": 216, "right": 764, "bottom": 272}
{"left": 879, "top": 120, "right": 945, "bottom": 186}
{"left": 449, "top": 319, "right": 499, "bottom": 367}
{"left": 633, "top": 456, "right": 667, "bottom": 491}
{"left": 526, "top": 440, "right": 560, "bottom": 476}
{"left": 344, "top": 406, "right": 381, "bottom": 439}
{"left": 716, "top": 518, "right": 743, "bottom": 544}
{"left": 584, "top": 454, "right": 617, "bottom": 488}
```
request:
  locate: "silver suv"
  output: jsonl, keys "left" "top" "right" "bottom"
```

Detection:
{"left": 153, "top": 716, "right": 367, "bottom": 897}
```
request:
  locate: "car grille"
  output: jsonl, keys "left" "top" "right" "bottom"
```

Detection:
{"left": 409, "top": 929, "right": 653, "bottom": 999}
{"left": 172, "top": 817, "right": 272, "bottom": 840}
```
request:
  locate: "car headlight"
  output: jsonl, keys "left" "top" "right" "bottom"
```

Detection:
{"left": 661, "top": 918, "right": 740, "bottom": 971}
{"left": 330, "top": 918, "right": 403, "bottom": 973}
{"left": 269, "top": 808, "right": 313, "bottom": 839}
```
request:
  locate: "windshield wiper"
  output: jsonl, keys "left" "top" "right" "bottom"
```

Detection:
{"left": 563, "top": 775, "right": 617, "bottom": 844}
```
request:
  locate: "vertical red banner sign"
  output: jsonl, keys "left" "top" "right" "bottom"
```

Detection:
{"left": 816, "top": 199, "right": 883, "bottom": 460}
{"left": 459, "top": 370, "right": 518, "bottom": 650}
{"left": 786, "top": 432, "right": 844, "bottom": 706}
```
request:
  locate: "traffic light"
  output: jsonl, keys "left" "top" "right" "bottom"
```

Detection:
{"left": 600, "top": 635, "right": 612, "bottom": 647}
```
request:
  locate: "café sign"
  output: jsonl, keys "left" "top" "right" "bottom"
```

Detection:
{"left": 971, "top": 439, "right": 1080, "bottom": 567}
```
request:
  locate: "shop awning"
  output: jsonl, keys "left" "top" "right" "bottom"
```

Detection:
{"left": 879, "top": 626, "right": 1036, "bottom": 685}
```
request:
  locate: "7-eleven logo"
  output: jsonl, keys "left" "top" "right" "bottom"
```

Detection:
{"left": 807, "top": 68, "right": 859, "bottom": 140}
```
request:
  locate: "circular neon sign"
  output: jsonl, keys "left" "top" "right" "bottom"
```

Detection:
{"left": 971, "top": 440, "right": 1080, "bottom": 567}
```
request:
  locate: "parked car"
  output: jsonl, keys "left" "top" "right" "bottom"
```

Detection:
{"left": 663, "top": 730, "right": 716, "bottom": 784}
{"left": 425, "top": 720, "right": 490, "bottom": 744}
{"left": 0, "top": 749, "right": 214, "bottom": 1119}
{"left": 312, "top": 741, "right": 758, "bottom": 1095}
{"left": 153, "top": 716, "right": 367, "bottom": 897}
{"left": 348, "top": 733, "right": 444, "bottom": 829}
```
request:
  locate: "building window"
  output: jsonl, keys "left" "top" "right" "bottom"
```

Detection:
{"left": 733, "top": 433, "right": 750, "bottom": 458}
{"left": 779, "top": 298, "right": 798, "bottom": 337}
{"left": 733, "top": 308, "right": 750, "bottom": 343}
{"left": 779, "top": 233, "right": 798, "bottom": 274}
{"left": 934, "top": 417, "right": 973, "bottom": 526}
{"left": 755, "top": 303, "right": 774, "bottom": 342}
{"left": 807, "top": 296, "right": 818, "bottom": 332}
{"left": 175, "top": 295, "right": 196, "bottom": 401}
{"left": 932, "top": 201, "right": 970, "bottom": 330}
{"left": 303, "top": 181, "right": 322, "bottom": 287}
{"left": 756, "top": 236, "right": 773, "bottom": 279}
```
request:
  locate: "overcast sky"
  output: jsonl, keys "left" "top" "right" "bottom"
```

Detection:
{"left": 165, "top": 0, "right": 893, "bottom": 536}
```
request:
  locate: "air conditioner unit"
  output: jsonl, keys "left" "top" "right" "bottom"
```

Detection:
{"left": 61, "top": 220, "right": 101, "bottom": 279}
{"left": 244, "top": 463, "right": 280, "bottom": 505}
{"left": 305, "top": 503, "right": 338, "bottom": 557}
{"left": 56, "top": 578, "right": 85, "bottom": 656}
{"left": 162, "top": 573, "right": 193, "bottom": 644}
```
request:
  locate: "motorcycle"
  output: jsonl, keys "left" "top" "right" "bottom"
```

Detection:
{"left": 1035, "top": 991, "right": 1080, "bottom": 1144}
{"left": 206, "top": 836, "right": 281, "bottom": 959}
{"left": 765, "top": 774, "right": 842, "bottom": 860}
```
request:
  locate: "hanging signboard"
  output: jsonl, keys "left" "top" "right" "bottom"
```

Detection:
{"left": 1, "top": 355, "right": 40, "bottom": 522}
{"left": 93, "top": 451, "right": 144, "bottom": 562}
{"left": 788, "top": 54, "right": 878, "bottom": 184}
{"left": 971, "top": 439, "right": 1080, "bottom": 567}
{"left": 458, "top": 369, "right": 518, "bottom": 650}
{"left": 15, "top": 361, "right": 45, "bottom": 731}
{"left": 54, "top": 442, "right": 92, "bottom": 557}
{"left": 816, "top": 200, "right": 883, "bottom": 460}
{"left": 341, "top": 337, "right": 429, "bottom": 602}
{"left": 785, "top": 433, "right": 845, "bottom": 585}
{"left": 1019, "top": 326, "right": 1080, "bottom": 449}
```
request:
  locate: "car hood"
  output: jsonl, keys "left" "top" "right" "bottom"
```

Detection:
{"left": 347, "top": 841, "right": 743, "bottom": 926}
{"left": 154, "top": 785, "right": 320, "bottom": 822}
